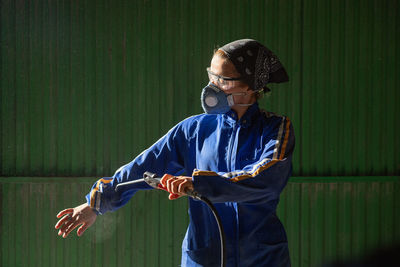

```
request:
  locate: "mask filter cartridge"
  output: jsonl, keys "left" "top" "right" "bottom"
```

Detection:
{"left": 201, "top": 83, "right": 233, "bottom": 114}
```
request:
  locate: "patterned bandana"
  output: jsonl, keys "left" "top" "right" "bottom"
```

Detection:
{"left": 219, "top": 39, "right": 289, "bottom": 91}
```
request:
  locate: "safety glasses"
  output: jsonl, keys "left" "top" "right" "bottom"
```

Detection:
{"left": 206, "top": 67, "right": 244, "bottom": 90}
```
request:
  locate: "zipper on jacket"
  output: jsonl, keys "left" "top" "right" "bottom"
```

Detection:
{"left": 227, "top": 123, "right": 239, "bottom": 171}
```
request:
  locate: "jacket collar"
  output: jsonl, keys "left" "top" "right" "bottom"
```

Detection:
{"left": 224, "top": 102, "right": 260, "bottom": 127}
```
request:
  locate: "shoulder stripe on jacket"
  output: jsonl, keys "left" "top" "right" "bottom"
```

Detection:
{"left": 273, "top": 117, "right": 286, "bottom": 160}
{"left": 279, "top": 118, "right": 291, "bottom": 160}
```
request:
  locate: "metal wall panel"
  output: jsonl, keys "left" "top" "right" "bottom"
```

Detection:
{"left": 0, "top": 176, "right": 399, "bottom": 267}
{"left": 279, "top": 176, "right": 400, "bottom": 266}
{"left": 1, "top": 0, "right": 399, "bottom": 267}
{"left": 1, "top": 0, "right": 398, "bottom": 178}
{"left": 299, "top": 0, "right": 400, "bottom": 176}
{"left": 1, "top": 0, "right": 398, "bottom": 177}
{"left": 0, "top": 177, "right": 190, "bottom": 267}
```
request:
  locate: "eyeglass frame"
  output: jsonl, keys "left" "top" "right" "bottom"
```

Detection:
{"left": 206, "top": 67, "right": 243, "bottom": 81}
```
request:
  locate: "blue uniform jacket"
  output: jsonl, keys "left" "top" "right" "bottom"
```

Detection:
{"left": 86, "top": 103, "right": 294, "bottom": 267}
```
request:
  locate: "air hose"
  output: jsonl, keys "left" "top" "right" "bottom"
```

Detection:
{"left": 196, "top": 194, "right": 226, "bottom": 267}
{"left": 115, "top": 172, "right": 226, "bottom": 267}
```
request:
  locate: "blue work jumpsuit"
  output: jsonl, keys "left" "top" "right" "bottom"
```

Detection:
{"left": 86, "top": 102, "right": 295, "bottom": 267}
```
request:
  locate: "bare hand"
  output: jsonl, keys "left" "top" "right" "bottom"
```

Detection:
{"left": 160, "top": 174, "right": 194, "bottom": 200}
{"left": 55, "top": 203, "right": 97, "bottom": 238}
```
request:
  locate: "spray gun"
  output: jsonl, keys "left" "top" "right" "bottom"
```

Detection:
{"left": 116, "top": 171, "right": 202, "bottom": 200}
{"left": 115, "top": 172, "right": 226, "bottom": 267}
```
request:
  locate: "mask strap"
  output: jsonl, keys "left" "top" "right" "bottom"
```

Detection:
{"left": 235, "top": 103, "right": 253, "bottom": 107}
{"left": 229, "top": 88, "right": 263, "bottom": 107}
{"left": 230, "top": 88, "right": 263, "bottom": 96}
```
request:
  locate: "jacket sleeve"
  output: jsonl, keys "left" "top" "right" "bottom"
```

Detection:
{"left": 85, "top": 122, "right": 188, "bottom": 215}
{"left": 192, "top": 117, "right": 294, "bottom": 204}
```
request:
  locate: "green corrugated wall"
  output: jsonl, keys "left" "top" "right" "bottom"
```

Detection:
{"left": 1, "top": 0, "right": 399, "bottom": 266}
{"left": 1, "top": 176, "right": 399, "bottom": 267}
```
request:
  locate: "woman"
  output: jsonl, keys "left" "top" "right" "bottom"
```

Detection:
{"left": 55, "top": 39, "right": 294, "bottom": 267}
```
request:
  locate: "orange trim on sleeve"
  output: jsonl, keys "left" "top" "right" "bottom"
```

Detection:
{"left": 231, "top": 159, "right": 279, "bottom": 182}
{"left": 192, "top": 170, "right": 219, "bottom": 177}
{"left": 192, "top": 117, "right": 292, "bottom": 183}
{"left": 90, "top": 180, "right": 101, "bottom": 208}
{"left": 89, "top": 178, "right": 113, "bottom": 208}
{"left": 100, "top": 178, "right": 113, "bottom": 184}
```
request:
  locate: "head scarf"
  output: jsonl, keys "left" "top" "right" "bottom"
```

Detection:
{"left": 219, "top": 39, "right": 289, "bottom": 91}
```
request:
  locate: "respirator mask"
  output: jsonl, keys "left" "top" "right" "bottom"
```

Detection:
{"left": 201, "top": 67, "right": 257, "bottom": 114}
{"left": 201, "top": 82, "right": 255, "bottom": 114}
